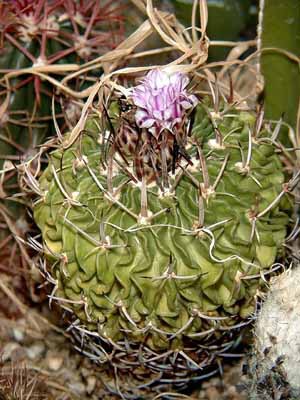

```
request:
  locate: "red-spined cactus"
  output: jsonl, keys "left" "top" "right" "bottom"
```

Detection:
{"left": 0, "top": 0, "right": 124, "bottom": 263}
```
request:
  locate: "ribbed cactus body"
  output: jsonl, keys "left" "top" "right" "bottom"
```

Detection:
{"left": 34, "top": 102, "right": 291, "bottom": 351}
{"left": 0, "top": 40, "right": 52, "bottom": 155}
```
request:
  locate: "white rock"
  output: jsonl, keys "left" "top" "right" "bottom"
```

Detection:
{"left": 68, "top": 382, "right": 86, "bottom": 395}
{"left": 12, "top": 328, "right": 25, "bottom": 342}
{"left": 1, "top": 342, "right": 20, "bottom": 361}
{"left": 46, "top": 352, "right": 64, "bottom": 371}
{"left": 26, "top": 342, "right": 45, "bottom": 360}
{"left": 86, "top": 375, "right": 97, "bottom": 395}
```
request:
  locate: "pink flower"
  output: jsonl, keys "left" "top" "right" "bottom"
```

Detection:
{"left": 131, "top": 69, "right": 198, "bottom": 138}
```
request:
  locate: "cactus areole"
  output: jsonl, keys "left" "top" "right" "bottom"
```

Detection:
{"left": 34, "top": 69, "right": 291, "bottom": 372}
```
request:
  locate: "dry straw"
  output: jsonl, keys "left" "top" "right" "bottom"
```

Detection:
{"left": 0, "top": 0, "right": 265, "bottom": 149}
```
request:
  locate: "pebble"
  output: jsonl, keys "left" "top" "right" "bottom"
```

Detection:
{"left": 86, "top": 375, "right": 97, "bottom": 394}
{"left": 228, "top": 385, "right": 238, "bottom": 396}
{"left": 68, "top": 382, "right": 86, "bottom": 395}
{"left": 26, "top": 342, "right": 45, "bottom": 360}
{"left": 46, "top": 351, "right": 64, "bottom": 371}
{"left": 1, "top": 342, "right": 20, "bottom": 361}
{"left": 12, "top": 328, "right": 25, "bottom": 342}
{"left": 206, "top": 387, "right": 220, "bottom": 400}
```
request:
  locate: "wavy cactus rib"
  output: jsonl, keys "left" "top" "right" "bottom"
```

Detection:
{"left": 34, "top": 88, "right": 292, "bottom": 366}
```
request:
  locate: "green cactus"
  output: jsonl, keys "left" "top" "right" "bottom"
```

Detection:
{"left": 259, "top": 0, "right": 300, "bottom": 140}
{"left": 0, "top": 0, "right": 124, "bottom": 238}
{"left": 33, "top": 87, "right": 292, "bottom": 368}
{"left": 0, "top": 0, "right": 124, "bottom": 154}
{"left": 172, "top": 0, "right": 258, "bottom": 61}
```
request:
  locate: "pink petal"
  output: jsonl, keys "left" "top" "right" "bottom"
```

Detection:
{"left": 181, "top": 100, "right": 193, "bottom": 110}
{"left": 141, "top": 118, "right": 156, "bottom": 128}
{"left": 153, "top": 110, "right": 162, "bottom": 120}
{"left": 131, "top": 69, "right": 197, "bottom": 135}
{"left": 135, "top": 109, "right": 149, "bottom": 126}
{"left": 188, "top": 94, "right": 199, "bottom": 106}
{"left": 164, "top": 108, "right": 172, "bottom": 120}
{"left": 170, "top": 72, "right": 189, "bottom": 91}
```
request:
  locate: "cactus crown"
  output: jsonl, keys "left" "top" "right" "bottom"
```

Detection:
{"left": 110, "top": 69, "right": 198, "bottom": 186}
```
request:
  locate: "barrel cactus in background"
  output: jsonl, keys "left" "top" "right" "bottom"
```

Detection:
{"left": 0, "top": 0, "right": 124, "bottom": 176}
{"left": 33, "top": 67, "right": 294, "bottom": 383}
{"left": 259, "top": 0, "right": 300, "bottom": 140}
{"left": 0, "top": 0, "right": 124, "bottom": 243}
{"left": 0, "top": 0, "right": 124, "bottom": 153}
{"left": 173, "top": 0, "right": 258, "bottom": 61}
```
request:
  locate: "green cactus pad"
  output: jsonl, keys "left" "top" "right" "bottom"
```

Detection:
{"left": 34, "top": 103, "right": 291, "bottom": 352}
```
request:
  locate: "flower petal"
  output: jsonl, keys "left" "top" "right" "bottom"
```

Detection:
{"left": 181, "top": 100, "right": 193, "bottom": 110}
{"left": 141, "top": 118, "right": 156, "bottom": 128}
{"left": 135, "top": 109, "right": 149, "bottom": 126}
{"left": 131, "top": 69, "right": 197, "bottom": 134}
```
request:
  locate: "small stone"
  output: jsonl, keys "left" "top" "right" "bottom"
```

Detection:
{"left": 227, "top": 385, "right": 238, "bottom": 396}
{"left": 1, "top": 342, "right": 20, "bottom": 361}
{"left": 46, "top": 352, "right": 64, "bottom": 371}
{"left": 26, "top": 342, "right": 45, "bottom": 360}
{"left": 12, "top": 328, "right": 25, "bottom": 342}
{"left": 86, "top": 375, "right": 97, "bottom": 394}
{"left": 68, "top": 382, "right": 86, "bottom": 395}
{"left": 206, "top": 387, "right": 219, "bottom": 400}
{"left": 80, "top": 367, "right": 90, "bottom": 378}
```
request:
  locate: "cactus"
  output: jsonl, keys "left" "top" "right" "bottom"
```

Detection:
{"left": 259, "top": 0, "right": 300, "bottom": 140}
{"left": 173, "top": 0, "right": 258, "bottom": 61}
{"left": 32, "top": 67, "right": 293, "bottom": 377}
{"left": 0, "top": 0, "right": 124, "bottom": 242}
{"left": 0, "top": 0, "right": 125, "bottom": 148}
{"left": 247, "top": 267, "right": 300, "bottom": 400}
{"left": 0, "top": 0, "right": 124, "bottom": 176}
